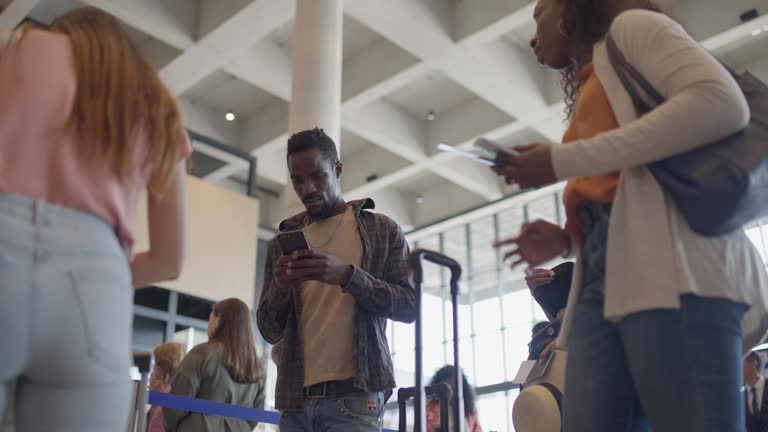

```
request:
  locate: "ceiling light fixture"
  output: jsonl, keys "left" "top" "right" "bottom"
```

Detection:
{"left": 225, "top": 111, "right": 236, "bottom": 121}
{"left": 416, "top": 195, "right": 425, "bottom": 204}
{"left": 426, "top": 110, "right": 436, "bottom": 121}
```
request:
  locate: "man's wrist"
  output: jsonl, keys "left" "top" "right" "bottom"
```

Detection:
{"left": 340, "top": 265, "right": 354, "bottom": 286}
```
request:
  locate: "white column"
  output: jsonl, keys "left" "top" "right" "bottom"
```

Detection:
{"left": 288, "top": 0, "right": 343, "bottom": 145}
{"left": 283, "top": 0, "right": 344, "bottom": 217}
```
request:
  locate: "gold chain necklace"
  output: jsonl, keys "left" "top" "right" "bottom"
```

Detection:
{"left": 304, "top": 207, "right": 347, "bottom": 249}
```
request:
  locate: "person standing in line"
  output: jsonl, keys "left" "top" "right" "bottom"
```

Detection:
{"left": 164, "top": 298, "right": 266, "bottom": 432}
{"left": 257, "top": 128, "right": 417, "bottom": 432}
{"left": 493, "top": 0, "right": 768, "bottom": 430}
{"left": 745, "top": 351, "right": 768, "bottom": 432}
{"left": 148, "top": 342, "right": 186, "bottom": 432}
{"left": 0, "top": 7, "right": 189, "bottom": 431}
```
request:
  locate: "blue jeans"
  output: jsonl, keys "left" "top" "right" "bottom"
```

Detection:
{"left": 280, "top": 391, "right": 386, "bottom": 432}
{"left": 563, "top": 212, "right": 747, "bottom": 432}
{"left": 0, "top": 193, "right": 133, "bottom": 431}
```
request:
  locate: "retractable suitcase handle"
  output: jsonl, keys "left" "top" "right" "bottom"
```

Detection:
{"left": 409, "top": 249, "right": 465, "bottom": 432}
{"left": 410, "top": 249, "right": 462, "bottom": 294}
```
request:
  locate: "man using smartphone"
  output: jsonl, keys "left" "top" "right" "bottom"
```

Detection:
{"left": 257, "top": 128, "right": 416, "bottom": 432}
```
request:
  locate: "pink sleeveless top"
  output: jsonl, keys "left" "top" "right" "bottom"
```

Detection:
{"left": 0, "top": 30, "right": 190, "bottom": 251}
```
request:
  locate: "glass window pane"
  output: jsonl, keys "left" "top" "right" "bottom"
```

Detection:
{"left": 445, "top": 301, "right": 473, "bottom": 339}
{"left": 503, "top": 290, "right": 534, "bottom": 327}
{"left": 470, "top": 217, "right": 498, "bottom": 299}
{"left": 533, "top": 301, "right": 549, "bottom": 322}
{"left": 459, "top": 337, "right": 476, "bottom": 386}
{"left": 444, "top": 226, "right": 468, "bottom": 284}
{"left": 393, "top": 321, "right": 415, "bottom": 374}
{"left": 423, "top": 293, "right": 444, "bottom": 345}
{"left": 475, "top": 391, "right": 510, "bottom": 432}
{"left": 473, "top": 297, "right": 502, "bottom": 334}
{"left": 498, "top": 207, "right": 525, "bottom": 240}
{"left": 527, "top": 195, "right": 558, "bottom": 224}
{"left": 474, "top": 330, "right": 506, "bottom": 386}
{"left": 506, "top": 323, "right": 535, "bottom": 374}
{"left": 424, "top": 342, "right": 445, "bottom": 382}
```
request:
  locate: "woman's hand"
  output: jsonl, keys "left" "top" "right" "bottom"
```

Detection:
{"left": 525, "top": 268, "right": 555, "bottom": 291}
{"left": 493, "top": 220, "right": 570, "bottom": 268}
{"left": 493, "top": 143, "right": 557, "bottom": 189}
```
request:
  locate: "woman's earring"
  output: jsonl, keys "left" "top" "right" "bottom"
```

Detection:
{"left": 558, "top": 21, "right": 568, "bottom": 37}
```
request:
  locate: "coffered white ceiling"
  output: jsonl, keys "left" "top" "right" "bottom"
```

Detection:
{"left": 5, "top": 0, "right": 767, "bottom": 231}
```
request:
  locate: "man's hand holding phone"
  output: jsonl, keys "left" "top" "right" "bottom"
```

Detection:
{"left": 280, "top": 249, "right": 353, "bottom": 286}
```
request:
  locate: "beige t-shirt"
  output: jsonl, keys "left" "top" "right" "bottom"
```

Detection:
{"left": 300, "top": 206, "right": 362, "bottom": 386}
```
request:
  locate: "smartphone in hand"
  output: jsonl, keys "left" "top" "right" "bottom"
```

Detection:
{"left": 276, "top": 230, "right": 310, "bottom": 255}
{"left": 474, "top": 137, "right": 520, "bottom": 166}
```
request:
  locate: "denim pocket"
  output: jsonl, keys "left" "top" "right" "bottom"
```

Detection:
{"left": 67, "top": 262, "right": 131, "bottom": 376}
{"left": 335, "top": 392, "right": 383, "bottom": 427}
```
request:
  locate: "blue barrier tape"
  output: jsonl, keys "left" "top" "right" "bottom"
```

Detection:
{"left": 148, "top": 391, "right": 398, "bottom": 432}
{"left": 149, "top": 391, "right": 280, "bottom": 424}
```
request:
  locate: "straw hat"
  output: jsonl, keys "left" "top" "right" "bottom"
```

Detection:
{"left": 512, "top": 350, "right": 566, "bottom": 432}
{"left": 513, "top": 384, "right": 561, "bottom": 432}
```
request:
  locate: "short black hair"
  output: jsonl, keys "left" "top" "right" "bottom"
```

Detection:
{"left": 747, "top": 351, "right": 763, "bottom": 371}
{"left": 429, "top": 365, "right": 476, "bottom": 417}
{"left": 287, "top": 128, "right": 338, "bottom": 164}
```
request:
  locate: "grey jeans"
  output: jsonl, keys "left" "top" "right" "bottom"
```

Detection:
{"left": 0, "top": 193, "right": 133, "bottom": 432}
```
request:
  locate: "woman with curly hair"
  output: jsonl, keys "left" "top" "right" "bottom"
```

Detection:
{"left": 493, "top": 0, "right": 767, "bottom": 430}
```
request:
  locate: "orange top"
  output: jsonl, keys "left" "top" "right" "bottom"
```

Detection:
{"left": 562, "top": 64, "right": 621, "bottom": 245}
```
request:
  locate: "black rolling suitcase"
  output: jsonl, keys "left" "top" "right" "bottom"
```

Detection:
{"left": 398, "top": 249, "right": 466, "bottom": 432}
{"left": 127, "top": 352, "right": 152, "bottom": 432}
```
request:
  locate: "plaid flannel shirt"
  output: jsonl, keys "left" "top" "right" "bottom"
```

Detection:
{"left": 257, "top": 199, "right": 417, "bottom": 411}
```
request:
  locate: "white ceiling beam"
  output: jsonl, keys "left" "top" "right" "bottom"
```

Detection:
{"left": 196, "top": 0, "right": 253, "bottom": 41}
{"left": 430, "top": 157, "right": 503, "bottom": 201}
{"left": 410, "top": 180, "right": 488, "bottom": 228}
{"left": 345, "top": 163, "right": 424, "bottom": 202}
{"left": 429, "top": 97, "right": 514, "bottom": 152}
{"left": 160, "top": 43, "right": 225, "bottom": 95}
{"left": 345, "top": 0, "right": 455, "bottom": 61}
{"left": 159, "top": 0, "right": 294, "bottom": 97}
{"left": 341, "top": 39, "right": 422, "bottom": 109}
{"left": 79, "top": 0, "right": 196, "bottom": 50}
{"left": 342, "top": 63, "right": 429, "bottom": 112}
{"left": 344, "top": 102, "right": 561, "bottom": 200}
{"left": 701, "top": 13, "right": 768, "bottom": 51}
{"left": 454, "top": 0, "right": 534, "bottom": 47}
{"left": 441, "top": 41, "right": 548, "bottom": 119}
{"left": 178, "top": 96, "right": 241, "bottom": 147}
{"left": 203, "top": 101, "right": 288, "bottom": 184}
{"left": 196, "top": 0, "right": 293, "bottom": 54}
{"left": 366, "top": 188, "right": 415, "bottom": 232}
{"left": 343, "top": 100, "right": 430, "bottom": 163}
{"left": 226, "top": 39, "right": 292, "bottom": 101}
{"left": 255, "top": 145, "right": 289, "bottom": 186}
{"left": 0, "top": 0, "right": 40, "bottom": 28}
{"left": 346, "top": 0, "right": 551, "bottom": 143}
{"left": 341, "top": 145, "right": 410, "bottom": 193}
{"left": 240, "top": 101, "right": 289, "bottom": 154}
{"left": 346, "top": 0, "right": 548, "bottom": 120}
